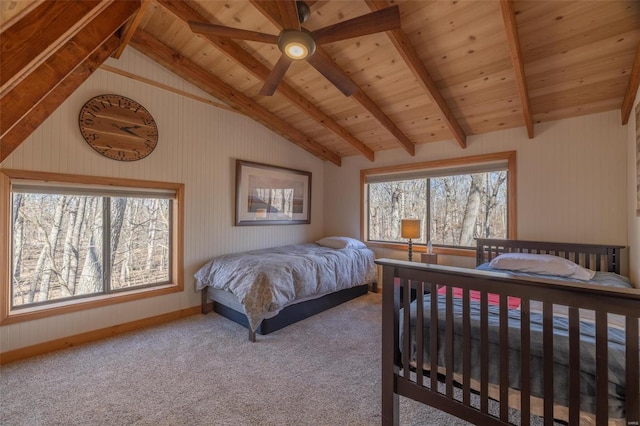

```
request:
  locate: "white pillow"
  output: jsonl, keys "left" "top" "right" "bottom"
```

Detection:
{"left": 489, "top": 253, "right": 596, "bottom": 281}
{"left": 315, "top": 236, "right": 366, "bottom": 249}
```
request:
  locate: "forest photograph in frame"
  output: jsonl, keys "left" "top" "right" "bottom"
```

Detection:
{"left": 235, "top": 160, "right": 311, "bottom": 225}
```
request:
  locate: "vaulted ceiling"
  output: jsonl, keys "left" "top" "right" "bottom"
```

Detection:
{"left": 1, "top": 0, "right": 639, "bottom": 166}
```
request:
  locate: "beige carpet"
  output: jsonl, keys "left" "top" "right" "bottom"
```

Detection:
{"left": 0, "top": 292, "right": 473, "bottom": 426}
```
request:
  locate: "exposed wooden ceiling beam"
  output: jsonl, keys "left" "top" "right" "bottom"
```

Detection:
{"left": 621, "top": 43, "right": 640, "bottom": 125}
{"left": 129, "top": 30, "right": 341, "bottom": 166}
{"left": 250, "top": 0, "right": 280, "bottom": 24}
{"left": 0, "top": 0, "right": 140, "bottom": 158}
{"left": 99, "top": 64, "right": 238, "bottom": 114}
{"left": 277, "top": 0, "right": 301, "bottom": 31}
{"left": 0, "top": 0, "right": 111, "bottom": 95}
{"left": 112, "top": 0, "right": 151, "bottom": 60}
{"left": 500, "top": 0, "right": 534, "bottom": 139}
{"left": 251, "top": 0, "right": 415, "bottom": 157}
{"left": 1, "top": 36, "right": 121, "bottom": 162}
{"left": 158, "top": 0, "right": 374, "bottom": 162}
{"left": 364, "top": 0, "right": 466, "bottom": 149}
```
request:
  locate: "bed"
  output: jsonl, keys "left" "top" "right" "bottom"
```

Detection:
{"left": 195, "top": 237, "right": 377, "bottom": 341}
{"left": 376, "top": 239, "right": 639, "bottom": 426}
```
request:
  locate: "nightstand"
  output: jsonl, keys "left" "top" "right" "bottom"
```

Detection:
{"left": 421, "top": 253, "right": 438, "bottom": 265}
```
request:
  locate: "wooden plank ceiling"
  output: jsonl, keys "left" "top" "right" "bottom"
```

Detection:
{"left": 1, "top": 0, "right": 639, "bottom": 165}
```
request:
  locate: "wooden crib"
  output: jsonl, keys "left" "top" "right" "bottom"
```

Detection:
{"left": 376, "top": 239, "right": 639, "bottom": 425}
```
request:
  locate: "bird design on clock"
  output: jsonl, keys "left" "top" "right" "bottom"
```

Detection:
{"left": 79, "top": 94, "right": 158, "bottom": 161}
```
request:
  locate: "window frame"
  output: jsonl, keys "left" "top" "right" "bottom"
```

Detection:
{"left": 0, "top": 169, "right": 184, "bottom": 325}
{"left": 360, "top": 151, "right": 517, "bottom": 257}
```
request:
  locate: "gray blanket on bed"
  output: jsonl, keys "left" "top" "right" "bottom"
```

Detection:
{"left": 195, "top": 243, "right": 377, "bottom": 331}
{"left": 401, "top": 295, "right": 628, "bottom": 418}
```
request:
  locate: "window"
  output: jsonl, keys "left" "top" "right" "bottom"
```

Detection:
{"left": 1, "top": 170, "right": 184, "bottom": 323}
{"left": 362, "top": 152, "right": 516, "bottom": 251}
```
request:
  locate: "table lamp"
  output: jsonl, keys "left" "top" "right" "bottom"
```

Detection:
{"left": 401, "top": 219, "right": 421, "bottom": 261}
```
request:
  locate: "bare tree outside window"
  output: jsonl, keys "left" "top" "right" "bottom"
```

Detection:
{"left": 368, "top": 178, "right": 427, "bottom": 243}
{"left": 368, "top": 171, "right": 507, "bottom": 248}
{"left": 111, "top": 197, "right": 170, "bottom": 290}
{"left": 11, "top": 191, "right": 171, "bottom": 308}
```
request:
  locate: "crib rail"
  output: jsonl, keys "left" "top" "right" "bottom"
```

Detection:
{"left": 377, "top": 259, "right": 640, "bottom": 426}
{"left": 476, "top": 239, "right": 625, "bottom": 274}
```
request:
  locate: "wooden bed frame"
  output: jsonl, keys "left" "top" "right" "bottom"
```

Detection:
{"left": 377, "top": 239, "right": 639, "bottom": 425}
{"left": 201, "top": 283, "right": 370, "bottom": 342}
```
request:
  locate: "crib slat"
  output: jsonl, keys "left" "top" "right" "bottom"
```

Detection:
{"left": 445, "top": 285, "right": 454, "bottom": 397}
{"left": 481, "top": 291, "right": 489, "bottom": 414}
{"left": 626, "top": 317, "right": 640, "bottom": 424}
{"left": 416, "top": 281, "right": 424, "bottom": 387}
{"left": 606, "top": 249, "right": 616, "bottom": 274}
{"left": 430, "top": 282, "right": 438, "bottom": 392}
{"left": 520, "top": 299, "right": 531, "bottom": 426}
{"left": 381, "top": 265, "right": 399, "bottom": 426}
{"left": 543, "top": 302, "right": 554, "bottom": 425}
{"left": 402, "top": 279, "right": 411, "bottom": 379}
{"left": 462, "top": 287, "right": 471, "bottom": 406}
{"left": 595, "top": 311, "right": 608, "bottom": 426}
{"left": 499, "top": 294, "right": 509, "bottom": 422}
{"left": 567, "top": 307, "right": 581, "bottom": 425}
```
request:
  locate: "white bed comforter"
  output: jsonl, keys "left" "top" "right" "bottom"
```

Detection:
{"left": 194, "top": 243, "right": 377, "bottom": 331}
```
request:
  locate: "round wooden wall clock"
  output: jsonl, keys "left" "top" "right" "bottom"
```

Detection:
{"left": 79, "top": 94, "right": 158, "bottom": 161}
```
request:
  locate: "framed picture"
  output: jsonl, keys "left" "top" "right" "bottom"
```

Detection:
{"left": 235, "top": 160, "right": 311, "bottom": 226}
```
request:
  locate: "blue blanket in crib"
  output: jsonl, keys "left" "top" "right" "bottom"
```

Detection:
{"left": 400, "top": 295, "right": 628, "bottom": 418}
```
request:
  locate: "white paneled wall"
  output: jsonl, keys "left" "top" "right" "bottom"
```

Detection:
{"left": 0, "top": 48, "right": 324, "bottom": 351}
{"left": 628, "top": 87, "right": 640, "bottom": 286}
{"left": 325, "top": 110, "right": 629, "bottom": 274}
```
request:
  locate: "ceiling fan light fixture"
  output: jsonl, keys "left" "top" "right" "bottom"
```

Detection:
{"left": 278, "top": 29, "right": 316, "bottom": 60}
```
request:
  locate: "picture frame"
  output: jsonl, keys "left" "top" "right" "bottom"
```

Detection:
{"left": 235, "top": 160, "right": 311, "bottom": 226}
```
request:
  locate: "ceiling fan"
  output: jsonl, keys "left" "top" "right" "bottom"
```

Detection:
{"left": 188, "top": 1, "right": 400, "bottom": 96}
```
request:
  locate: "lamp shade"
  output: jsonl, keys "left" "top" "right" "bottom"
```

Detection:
{"left": 401, "top": 219, "right": 421, "bottom": 239}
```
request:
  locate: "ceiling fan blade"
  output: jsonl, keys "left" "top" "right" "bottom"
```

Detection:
{"left": 277, "top": 0, "right": 301, "bottom": 30}
{"left": 188, "top": 21, "right": 279, "bottom": 44}
{"left": 313, "top": 5, "right": 400, "bottom": 45}
{"left": 306, "top": 51, "right": 359, "bottom": 97}
{"left": 259, "top": 55, "right": 293, "bottom": 96}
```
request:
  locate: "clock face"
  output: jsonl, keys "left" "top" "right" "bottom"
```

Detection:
{"left": 79, "top": 94, "right": 158, "bottom": 161}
